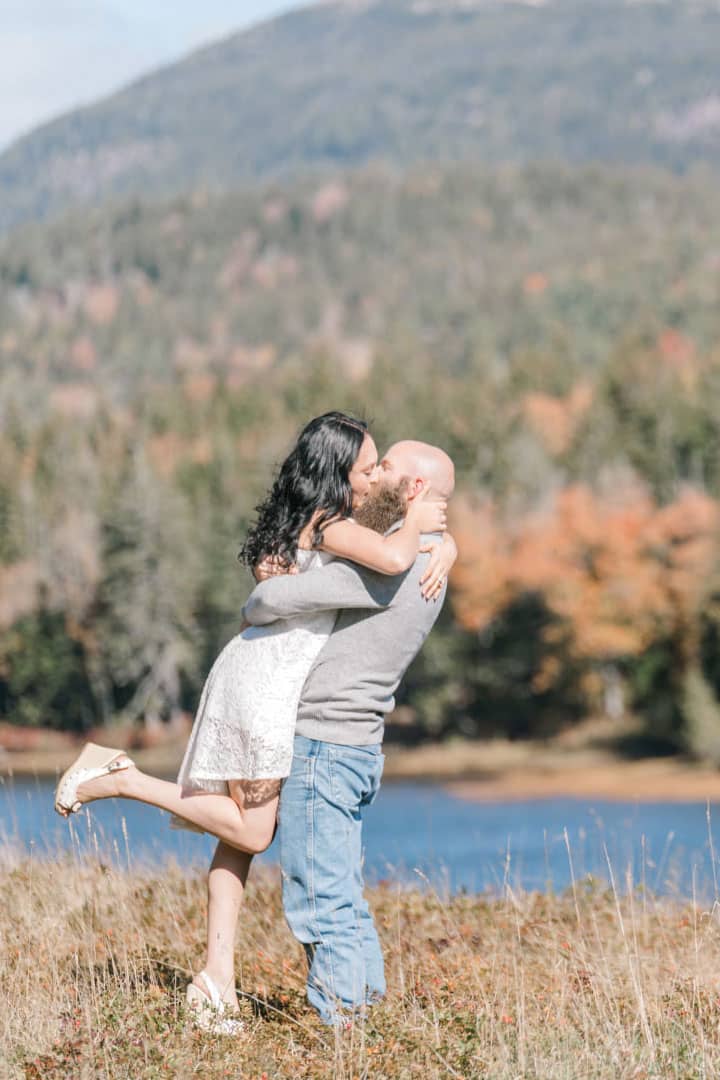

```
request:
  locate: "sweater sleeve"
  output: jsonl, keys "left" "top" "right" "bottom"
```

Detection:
{"left": 241, "top": 560, "right": 405, "bottom": 626}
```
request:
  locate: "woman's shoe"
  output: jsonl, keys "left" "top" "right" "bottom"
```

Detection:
{"left": 186, "top": 971, "right": 244, "bottom": 1035}
{"left": 54, "top": 742, "right": 134, "bottom": 817}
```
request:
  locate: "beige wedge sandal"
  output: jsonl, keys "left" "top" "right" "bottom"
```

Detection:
{"left": 54, "top": 742, "right": 134, "bottom": 816}
{"left": 186, "top": 971, "right": 244, "bottom": 1035}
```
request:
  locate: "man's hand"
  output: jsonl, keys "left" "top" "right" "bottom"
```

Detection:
{"left": 253, "top": 554, "right": 299, "bottom": 582}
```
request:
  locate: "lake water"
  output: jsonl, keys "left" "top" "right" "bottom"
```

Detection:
{"left": 2, "top": 775, "right": 720, "bottom": 900}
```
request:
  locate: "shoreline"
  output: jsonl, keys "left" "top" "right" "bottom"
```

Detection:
{"left": 445, "top": 759, "right": 720, "bottom": 804}
{"left": 386, "top": 741, "right": 720, "bottom": 802}
{"left": 3, "top": 734, "right": 720, "bottom": 802}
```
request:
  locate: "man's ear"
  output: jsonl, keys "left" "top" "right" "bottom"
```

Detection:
{"left": 405, "top": 477, "right": 424, "bottom": 500}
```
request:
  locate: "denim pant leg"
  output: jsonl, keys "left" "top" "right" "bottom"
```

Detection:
{"left": 352, "top": 765, "right": 386, "bottom": 1003}
{"left": 279, "top": 736, "right": 384, "bottom": 1024}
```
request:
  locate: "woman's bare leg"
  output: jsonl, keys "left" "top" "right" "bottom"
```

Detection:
{"left": 196, "top": 840, "right": 252, "bottom": 1008}
{"left": 73, "top": 765, "right": 280, "bottom": 854}
{"left": 195, "top": 782, "right": 280, "bottom": 1008}
{"left": 73, "top": 769, "right": 280, "bottom": 1011}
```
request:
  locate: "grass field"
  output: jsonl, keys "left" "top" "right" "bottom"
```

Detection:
{"left": 3, "top": 842, "right": 720, "bottom": 1079}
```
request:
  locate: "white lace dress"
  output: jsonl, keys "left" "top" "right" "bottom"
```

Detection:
{"left": 175, "top": 549, "right": 336, "bottom": 795}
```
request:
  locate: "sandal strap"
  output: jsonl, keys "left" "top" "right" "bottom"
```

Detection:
{"left": 56, "top": 755, "right": 132, "bottom": 811}
{"left": 196, "top": 971, "right": 223, "bottom": 1011}
{"left": 187, "top": 975, "right": 244, "bottom": 1034}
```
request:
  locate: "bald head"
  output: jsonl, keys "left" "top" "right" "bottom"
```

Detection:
{"left": 381, "top": 440, "right": 455, "bottom": 500}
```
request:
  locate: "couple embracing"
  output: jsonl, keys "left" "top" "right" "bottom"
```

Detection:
{"left": 55, "top": 411, "right": 456, "bottom": 1031}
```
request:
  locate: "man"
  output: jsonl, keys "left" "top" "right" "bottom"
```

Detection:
{"left": 242, "top": 440, "right": 455, "bottom": 1025}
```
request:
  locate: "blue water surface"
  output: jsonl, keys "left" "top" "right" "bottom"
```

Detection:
{"left": 2, "top": 774, "right": 719, "bottom": 899}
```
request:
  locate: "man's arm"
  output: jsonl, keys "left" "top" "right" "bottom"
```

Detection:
{"left": 242, "top": 559, "right": 406, "bottom": 626}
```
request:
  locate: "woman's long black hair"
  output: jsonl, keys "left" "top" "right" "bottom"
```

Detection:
{"left": 239, "top": 411, "right": 369, "bottom": 569}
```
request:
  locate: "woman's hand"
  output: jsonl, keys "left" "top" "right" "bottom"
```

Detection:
{"left": 407, "top": 483, "right": 448, "bottom": 535}
{"left": 253, "top": 555, "right": 298, "bottom": 582}
{"left": 419, "top": 532, "right": 457, "bottom": 600}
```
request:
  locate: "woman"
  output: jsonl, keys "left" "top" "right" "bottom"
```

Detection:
{"left": 54, "top": 411, "right": 456, "bottom": 1031}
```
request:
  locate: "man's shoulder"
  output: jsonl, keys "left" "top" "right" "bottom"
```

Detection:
{"left": 418, "top": 531, "right": 444, "bottom": 545}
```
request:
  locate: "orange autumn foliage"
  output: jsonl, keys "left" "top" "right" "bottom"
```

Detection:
{"left": 49, "top": 384, "right": 99, "bottom": 419}
{"left": 182, "top": 373, "right": 217, "bottom": 403}
{"left": 70, "top": 336, "right": 97, "bottom": 372}
{"left": 147, "top": 433, "right": 185, "bottom": 478}
{"left": 523, "top": 272, "right": 549, "bottom": 296}
{"left": 147, "top": 433, "right": 215, "bottom": 477}
{"left": 451, "top": 484, "right": 720, "bottom": 665}
{"left": 311, "top": 182, "right": 349, "bottom": 223}
{"left": 449, "top": 498, "right": 513, "bottom": 633}
{"left": 657, "top": 328, "right": 698, "bottom": 391}
{"left": 658, "top": 328, "right": 695, "bottom": 365}
{"left": 83, "top": 283, "right": 120, "bottom": 326}
{"left": 522, "top": 382, "right": 593, "bottom": 456}
{"left": 0, "top": 560, "right": 40, "bottom": 632}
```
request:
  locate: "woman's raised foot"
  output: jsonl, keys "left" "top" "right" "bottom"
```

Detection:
{"left": 54, "top": 742, "right": 134, "bottom": 817}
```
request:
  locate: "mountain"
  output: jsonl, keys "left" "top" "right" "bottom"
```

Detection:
{"left": 1, "top": 0, "right": 720, "bottom": 231}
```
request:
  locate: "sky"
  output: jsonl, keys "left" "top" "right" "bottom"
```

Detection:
{"left": 0, "top": 0, "right": 310, "bottom": 151}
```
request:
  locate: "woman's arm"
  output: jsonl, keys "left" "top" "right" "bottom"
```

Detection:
{"left": 319, "top": 485, "right": 447, "bottom": 574}
{"left": 243, "top": 560, "right": 402, "bottom": 626}
{"left": 419, "top": 532, "right": 458, "bottom": 599}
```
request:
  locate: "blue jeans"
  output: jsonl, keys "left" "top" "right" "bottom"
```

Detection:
{"left": 279, "top": 735, "right": 386, "bottom": 1024}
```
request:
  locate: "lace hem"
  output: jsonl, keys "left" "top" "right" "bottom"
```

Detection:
{"left": 178, "top": 723, "right": 294, "bottom": 784}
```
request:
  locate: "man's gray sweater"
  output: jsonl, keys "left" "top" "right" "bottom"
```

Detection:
{"left": 241, "top": 535, "right": 446, "bottom": 745}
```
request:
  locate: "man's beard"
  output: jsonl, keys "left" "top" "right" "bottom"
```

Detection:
{"left": 354, "top": 479, "right": 409, "bottom": 534}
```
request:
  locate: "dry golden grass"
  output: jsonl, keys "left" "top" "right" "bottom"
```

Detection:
{"left": 3, "top": 844, "right": 720, "bottom": 1079}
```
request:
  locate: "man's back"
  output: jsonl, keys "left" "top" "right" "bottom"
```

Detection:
{"left": 296, "top": 540, "right": 446, "bottom": 744}
{"left": 241, "top": 533, "right": 446, "bottom": 745}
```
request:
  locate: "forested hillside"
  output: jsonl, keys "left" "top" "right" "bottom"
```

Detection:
{"left": 3, "top": 164, "right": 719, "bottom": 403}
{"left": 2, "top": 161, "right": 720, "bottom": 750}
{"left": 3, "top": 0, "right": 720, "bottom": 753}
{"left": 2, "top": 0, "right": 720, "bottom": 229}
